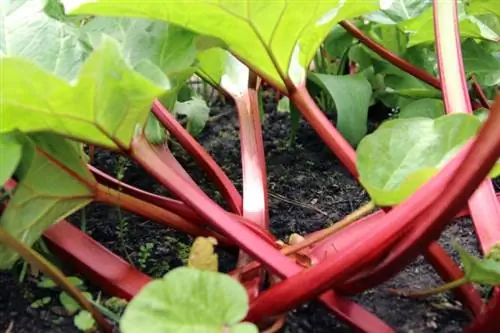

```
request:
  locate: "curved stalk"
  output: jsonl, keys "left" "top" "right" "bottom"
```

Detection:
{"left": 433, "top": 0, "right": 500, "bottom": 255}
{"left": 339, "top": 21, "right": 440, "bottom": 89}
{"left": 471, "top": 74, "right": 490, "bottom": 109}
{"left": 0, "top": 226, "right": 111, "bottom": 332}
{"left": 288, "top": 84, "right": 358, "bottom": 177}
{"left": 464, "top": 288, "right": 500, "bottom": 333}
{"left": 151, "top": 100, "right": 242, "bottom": 214}
{"left": 94, "top": 183, "right": 231, "bottom": 245}
{"left": 246, "top": 96, "right": 500, "bottom": 322}
{"left": 387, "top": 276, "right": 469, "bottom": 298}
{"left": 130, "top": 135, "right": 393, "bottom": 332}
{"left": 44, "top": 221, "right": 152, "bottom": 300}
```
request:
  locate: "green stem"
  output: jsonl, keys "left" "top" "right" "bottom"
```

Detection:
{"left": 0, "top": 226, "right": 111, "bottom": 332}
{"left": 387, "top": 276, "right": 470, "bottom": 297}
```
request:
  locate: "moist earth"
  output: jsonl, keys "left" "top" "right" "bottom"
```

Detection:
{"left": 1, "top": 99, "right": 498, "bottom": 333}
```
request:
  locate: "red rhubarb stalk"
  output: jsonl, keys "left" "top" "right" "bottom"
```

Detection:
{"left": 151, "top": 100, "right": 243, "bottom": 214}
{"left": 246, "top": 96, "right": 500, "bottom": 321}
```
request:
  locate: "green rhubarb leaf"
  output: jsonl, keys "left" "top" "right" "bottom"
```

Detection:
{"left": 81, "top": 17, "right": 197, "bottom": 76}
{"left": 309, "top": 73, "right": 372, "bottom": 146}
{"left": 377, "top": 0, "right": 432, "bottom": 22}
{"left": 197, "top": 48, "right": 249, "bottom": 97}
{"left": 120, "top": 267, "right": 258, "bottom": 333}
{"left": 0, "top": 0, "right": 90, "bottom": 80}
{"left": 63, "top": 0, "right": 380, "bottom": 91}
{"left": 455, "top": 242, "right": 500, "bottom": 285}
{"left": 398, "top": 98, "right": 445, "bottom": 119}
{"left": 468, "top": 0, "right": 500, "bottom": 17}
{"left": 357, "top": 114, "right": 482, "bottom": 206}
{"left": 0, "top": 37, "right": 168, "bottom": 149}
{"left": 173, "top": 96, "right": 210, "bottom": 137}
{"left": 462, "top": 39, "right": 500, "bottom": 87}
{"left": 0, "top": 133, "right": 95, "bottom": 269}
{"left": 364, "top": 0, "right": 431, "bottom": 24}
{"left": 398, "top": 4, "right": 499, "bottom": 47}
{"left": 0, "top": 133, "right": 22, "bottom": 187}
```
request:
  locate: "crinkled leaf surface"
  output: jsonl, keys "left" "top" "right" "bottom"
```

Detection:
{"left": 0, "top": 0, "right": 90, "bottom": 80}
{"left": 1, "top": 37, "right": 167, "bottom": 148}
{"left": 64, "top": 0, "right": 380, "bottom": 91}
{"left": 197, "top": 48, "right": 249, "bottom": 97}
{"left": 187, "top": 236, "right": 218, "bottom": 272}
{"left": 357, "top": 114, "right": 483, "bottom": 206}
{"left": 367, "top": 0, "right": 431, "bottom": 23}
{"left": 455, "top": 243, "right": 500, "bottom": 285}
{"left": 0, "top": 133, "right": 95, "bottom": 269}
{"left": 173, "top": 96, "right": 210, "bottom": 137}
{"left": 398, "top": 3, "right": 499, "bottom": 46}
{"left": 398, "top": 98, "right": 445, "bottom": 119}
{"left": 0, "top": 133, "right": 22, "bottom": 186}
{"left": 462, "top": 39, "right": 500, "bottom": 87}
{"left": 81, "top": 17, "right": 197, "bottom": 75}
{"left": 309, "top": 73, "right": 372, "bottom": 146}
{"left": 120, "top": 267, "right": 258, "bottom": 333}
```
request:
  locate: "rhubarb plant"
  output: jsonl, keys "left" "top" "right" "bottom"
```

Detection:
{"left": 1, "top": 0, "right": 500, "bottom": 332}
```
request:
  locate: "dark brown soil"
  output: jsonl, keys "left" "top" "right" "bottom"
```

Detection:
{"left": 1, "top": 99, "right": 498, "bottom": 333}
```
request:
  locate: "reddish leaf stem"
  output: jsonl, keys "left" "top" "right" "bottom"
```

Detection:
{"left": 151, "top": 100, "right": 242, "bottom": 214}
{"left": 130, "top": 135, "right": 393, "bottom": 332}
{"left": 246, "top": 96, "right": 500, "bottom": 322}
{"left": 464, "top": 288, "right": 500, "bottom": 333}
{"left": 471, "top": 75, "right": 490, "bottom": 109}
{"left": 288, "top": 84, "right": 357, "bottom": 177}
{"left": 433, "top": 0, "right": 500, "bottom": 255}
{"left": 94, "top": 183, "right": 230, "bottom": 245}
{"left": 339, "top": 21, "right": 440, "bottom": 90}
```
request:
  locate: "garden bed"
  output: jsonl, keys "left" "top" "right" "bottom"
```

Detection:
{"left": 0, "top": 100, "right": 496, "bottom": 333}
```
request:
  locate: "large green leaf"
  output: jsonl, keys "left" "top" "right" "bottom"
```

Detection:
{"left": 357, "top": 114, "right": 483, "bottom": 206}
{"left": 365, "top": 0, "right": 432, "bottom": 24}
{"left": 196, "top": 48, "right": 249, "bottom": 97}
{"left": 398, "top": 98, "right": 445, "bottom": 119}
{"left": 120, "top": 267, "right": 258, "bottom": 333}
{"left": 63, "top": 0, "right": 380, "bottom": 91}
{"left": 308, "top": 73, "right": 372, "bottom": 146}
{"left": 0, "top": 0, "right": 90, "bottom": 80}
{"left": 398, "top": 4, "right": 499, "bottom": 46}
{"left": 455, "top": 242, "right": 500, "bottom": 285}
{"left": 1, "top": 37, "right": 168, "bottom": 149}
{"left": 468, "top": 0, "right": 500, "bottom": 17}
{"left": 0, "top": 133, "right": 22, "bottom": 187}
{"left": 0, "top": 133, "right": 95, "bottom": 269}
{"left": 462, "top": 39, "right": 500, "bottom": 87}
{"left": 81, "top": 17, "right": 197, "bottom": 75}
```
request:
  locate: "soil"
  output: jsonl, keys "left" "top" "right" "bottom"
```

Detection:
{"left": 1, "top": 98, "right": 499, "bottom": 333}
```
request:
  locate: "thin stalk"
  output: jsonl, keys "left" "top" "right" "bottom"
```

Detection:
{"left": 0, "top": 226, "right": 111, "bottom": 332}
{"left": 433, "top": 0, "right": 500, "bottom": 254}
{"left": 90, "top": 165, "right": 276, "bottom": 245}
{"left": 387, "top": 276, "right": 469, "bottom": 298}
{"left": 130, "top": 135, "right": 393, "bottom": 332}
{"left": 234, "top": 73, "right": 269, "bottom": 299}
{"left": 464, "top": 288, "right": 500, "bottom": 333}
{"left": 44, "top": 221, "right": 152, "bottom": 300}
{"left": 288, "top": 84, "right": 357, "bottom": 177}
{"left": 339, "top": 21, "right": 441, "bottom": 90}
{"left": 471, "top": 74, "right": 490, "bottom": 109}
{"left": 94, "top": 183, "right": 230, "bottom": 245}
{"left": 231, "top": 201, "right": 376, "bottom": 279}
{"left": 246, "top": 96, "right": 500, "bottom": 322}
{"left": 151, "top": 100, "right": 242, "bottom": 214}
